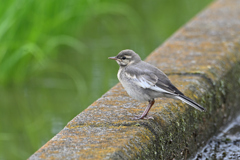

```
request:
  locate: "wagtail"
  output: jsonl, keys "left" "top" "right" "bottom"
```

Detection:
{"left": 109, "top": 49, "right": 205, "bottom": 119}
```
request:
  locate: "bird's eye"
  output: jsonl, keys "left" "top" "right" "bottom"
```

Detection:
{"left": 122, "top": 56, "right": 126, "bottom": 60}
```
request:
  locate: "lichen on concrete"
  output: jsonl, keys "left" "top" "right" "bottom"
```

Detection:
{"left": 29, "top": 0, "right": 240, "bottom": 159}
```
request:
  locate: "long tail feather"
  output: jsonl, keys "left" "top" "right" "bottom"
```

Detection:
{"left": 176, "top": 95, "right": 206, "bottom": 112}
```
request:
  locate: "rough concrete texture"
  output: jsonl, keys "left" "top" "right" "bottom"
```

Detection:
{"left": 29, "top": 0, "right": 240, "bottom": 159}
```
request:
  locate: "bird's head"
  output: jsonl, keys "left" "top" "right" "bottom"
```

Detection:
{"left": 108, "top": 49, "right": 141, "bottom": 67}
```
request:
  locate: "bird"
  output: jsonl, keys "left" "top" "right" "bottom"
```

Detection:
{"left": 108, "top": 49, "right": 206, "bottom": 120}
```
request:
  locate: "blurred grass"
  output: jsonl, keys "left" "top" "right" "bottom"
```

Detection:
{"left": 0, "top": 0, "right": 91, "bottom": 85}
{"left": 0, "top": 0, "right": 212, "bottom": 159}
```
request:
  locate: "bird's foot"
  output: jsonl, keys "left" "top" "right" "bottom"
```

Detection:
{"left": 131, "top": 115, "right": 154, "bottom": 120}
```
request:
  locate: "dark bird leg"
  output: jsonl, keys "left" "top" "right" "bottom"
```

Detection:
{"left": 134, "top": 99, "right": 155, "bottom": 119}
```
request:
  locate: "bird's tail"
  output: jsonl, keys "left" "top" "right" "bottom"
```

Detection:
{"left": 176, "top": 94, "right": 206, "bottom": 112}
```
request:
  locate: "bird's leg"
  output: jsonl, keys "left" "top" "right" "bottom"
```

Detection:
{"left": 134, "top": 99, "right": 155, "bottom": 120}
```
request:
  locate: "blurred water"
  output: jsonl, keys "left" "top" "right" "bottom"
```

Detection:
{"left": 193, "top": 115, "right": 240, "bottom": 160}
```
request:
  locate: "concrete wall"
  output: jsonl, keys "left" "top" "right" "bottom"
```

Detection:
{"left": 29, "top": 0, "right": 240, "bottom": 159}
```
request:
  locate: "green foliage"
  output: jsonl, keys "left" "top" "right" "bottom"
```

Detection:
{"left": 0, "top": 0, "right": 211, "bottom": 86}
{"left": 0, "top": 0, "right": 92, "bottom": 85}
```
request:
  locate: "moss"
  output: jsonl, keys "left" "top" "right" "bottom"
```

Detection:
{"left": 123, "top": 61, "right": 240, "bottom": 160}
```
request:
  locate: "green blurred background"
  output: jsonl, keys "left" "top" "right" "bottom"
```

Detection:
{"left": 0, "top": 0, "right": 212, "bottom": 159}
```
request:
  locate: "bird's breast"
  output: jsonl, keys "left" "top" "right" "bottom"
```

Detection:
{"left": 117, "top": 68, "right": 151, "bottom": 101}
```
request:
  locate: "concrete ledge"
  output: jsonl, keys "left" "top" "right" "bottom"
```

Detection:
{"left": 29, "top": 0, "right": 240, "bottom": 159}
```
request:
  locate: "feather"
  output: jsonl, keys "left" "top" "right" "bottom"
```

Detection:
{"left": 125, "top": 72, "right": 174, "bottom": 95}
{"left": 176, "top": 94, "right": 205, "bottom": 111}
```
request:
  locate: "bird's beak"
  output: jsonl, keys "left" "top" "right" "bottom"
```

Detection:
{"left": 108, "top": 56, "right": 117, "bottom": 60}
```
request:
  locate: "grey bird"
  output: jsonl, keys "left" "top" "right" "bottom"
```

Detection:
{"left": 109, "top": 49, "right": 206, "bottom": 119}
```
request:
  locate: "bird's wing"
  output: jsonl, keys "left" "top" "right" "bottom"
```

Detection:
{"left": 125, "top": 71, "right": 176, "bottom": 95}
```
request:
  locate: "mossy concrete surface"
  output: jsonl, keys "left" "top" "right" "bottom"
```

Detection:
{"left": 29, "top": 0, "right": 240, "bottom": 159}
